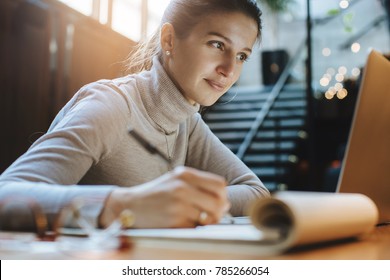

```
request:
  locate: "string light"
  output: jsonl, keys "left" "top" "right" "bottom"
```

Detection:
{"left": 337, "top": 88, "right": 348, "bottom": 99}
{"left": 339, "top": 0, "right": 349, "bottom": 9}
{"left": 351, "top": 67, "right": 361, "bottom": 77}
{"left": 351, "top": 42, "right": 361, "bottom": 53}
{"left": 326, "top": 68, "right": 336, "bottom": 76}
{"left": 334, "top": 83, "right": 343, "bottom": 91}
{"left": 338, "top": 66, "right": 347, "bottom": 75}
{"left": 328, "top": 87, "right": 337, "bottom": 95}
{"left": 325, "top": 90, "right": 335, "bottom": 99}
{"left": 335, "top": 73, "right": 345, "bottom": 82}
{"left": 320, "top": 77, "right": 330, "bottom": 87}
{"left": 322, "top": 48, "right": 331, "bottom": 57}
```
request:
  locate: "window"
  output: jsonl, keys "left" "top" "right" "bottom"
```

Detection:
{"left": 112, "top": 0, "right": 142, "bottom": 41}
{"left": 57, "top": 0, "right": 170, "bottom": 41}
{"left": 147, "top": 0, "right": 171, "bottom": 37}
{"left": 58, "top": 0, "right": 94, "bottom": 16}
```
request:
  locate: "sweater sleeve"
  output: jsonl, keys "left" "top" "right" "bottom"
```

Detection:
{"left": 0, "top": 82, "right": 130, "bottom": 229}
{"left": 0, "top": 181, "right": 114, "bottom": 230}
{"left": 186, "top": 113, "right": 270, "bottom": 216}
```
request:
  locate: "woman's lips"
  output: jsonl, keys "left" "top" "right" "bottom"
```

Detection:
{"left": 205, "top": 79, "right": 226, "bottom": 92}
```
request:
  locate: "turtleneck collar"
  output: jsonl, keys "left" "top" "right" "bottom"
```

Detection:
{"left": 137, "top": 56, "right": 200, "bottom": 135}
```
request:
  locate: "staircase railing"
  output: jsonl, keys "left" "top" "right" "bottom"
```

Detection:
{"left": 235, "top": 40, "right": 306, "bottom": 160}
{"left": 235, "top": 0, "right": 387, "bottom": 161}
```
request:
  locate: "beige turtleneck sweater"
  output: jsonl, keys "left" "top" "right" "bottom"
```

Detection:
{"left": 0, "top": 57, "right": 269, "bottom": 229}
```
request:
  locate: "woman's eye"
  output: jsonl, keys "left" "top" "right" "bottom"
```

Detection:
{"left": 237, "top": 53, "right": 249, "bottom": 62}
{"left": 211, "top": 41, "right": 224, "bottom": 50}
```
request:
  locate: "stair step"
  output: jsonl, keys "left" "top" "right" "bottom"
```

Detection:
{"left": 249, "top": 141, "right": 296, "bottom": 151}
{"left": 244, "top": 154, "right": 290, "bottom": 163}
{"left": 205, "top": 111, "right": 261, "bottom": 120}
{"left": 268, "top": 109, "right": 306, "bottom": 118}
{"left": 218, "top": 93, "right": 302, "bottom": 102}
{"left": 222, "top": 143, "right": 297, "bottom": 154}
{"left": 262, "top": 119, "right": 305, "bottom": 128}
{"left": 205, "top": 109, "right": 306, "bottom": 121}
{"left": 217, "top": 93, "right": 268, "bottom": 103}
{"left": 256, "top": 130, "right": 301, "bottom": 139}
{"left": 208, "top": 119, "right": 305, "bottom": 132}
{"left": 214, "top": 129, "right": 301, "bottom": 142}
{"left": 207, "top": 121, "right": 256, "bottom": 131}
{"left": 211, "top": 99, "right": 306, "bottom": 112}
{"left": 250, "top": 167, "right": 287, "bottom": 177}
{"left": 217, "top": 89, "right": 306, "bottom": 103}
{"left": 214, "top": 131, "right": 247, "bottom": 141}
{"left": 207, "top": 118, "right": 304, "bottom": 131}
{"left": 247, "top": 162, "right": 293, "bottom": 169}
{"left": 273, "top": 100, "right": 306, "bottom": 108}
{"left": 211, "top": 102, "right": 264, "bottom": 111}
{"left": 223, "top": 143, "right": 240, "bottom": 152}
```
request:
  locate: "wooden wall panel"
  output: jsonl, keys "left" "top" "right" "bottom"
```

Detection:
{"left": 69, "top": 20, "right": 133, "bottom": 98}
{"left": 0, "top": 0, "right": 52, "bottom": 171}
{"left": 0, "top": 0, "right": 135, "bottom": 173}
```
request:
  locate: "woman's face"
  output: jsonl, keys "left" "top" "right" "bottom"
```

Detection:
{"left": 163, "top": 12, "right": 258, "bottom": 106}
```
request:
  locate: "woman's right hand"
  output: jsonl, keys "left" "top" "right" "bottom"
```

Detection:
{"left": 100, "top": 166, "right": 230, "bottom": 228}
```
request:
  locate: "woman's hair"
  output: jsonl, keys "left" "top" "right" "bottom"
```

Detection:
{"left": 125, "top": 0, "right": 262, "bottom": 74}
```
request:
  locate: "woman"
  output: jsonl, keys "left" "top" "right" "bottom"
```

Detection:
{"left": 0, "top": 0, "right": 269, "bottom": 230}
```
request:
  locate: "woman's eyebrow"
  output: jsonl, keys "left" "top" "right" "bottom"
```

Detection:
{"left": 207, "top": 31, "right": 252, "bottom": 53}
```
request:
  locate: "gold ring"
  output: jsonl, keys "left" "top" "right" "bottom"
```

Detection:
{"left": 198, "top": 211, "right": 208, "bottom": 224}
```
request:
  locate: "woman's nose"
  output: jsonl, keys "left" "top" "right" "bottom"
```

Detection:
{"left": 216, "top": 55, "right": 235, "bottom": 78}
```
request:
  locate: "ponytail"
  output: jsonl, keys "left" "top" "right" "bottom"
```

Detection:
{"left": 124, "top": 29, "right": 161, "bottom": 74}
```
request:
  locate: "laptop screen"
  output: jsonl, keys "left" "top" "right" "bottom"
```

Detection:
{"left": 337, "top": 50, "right": 390, "bottom": 224}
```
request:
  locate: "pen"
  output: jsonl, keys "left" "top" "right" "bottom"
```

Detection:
{"left": 221, "top": 212, "right": 235, "bottom": 224}
{"left": 128, "top": 128, "right": 172, "bottom": 165}
{"left": 128, "top": 127, "right": 234, "bottom": 224}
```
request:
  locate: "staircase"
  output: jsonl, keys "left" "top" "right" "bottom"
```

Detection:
{"left": 203, "top": 83, "right": 307, "bottom": 191}
{"left": 202, "top": 0, "right": 388, "bottom": 192}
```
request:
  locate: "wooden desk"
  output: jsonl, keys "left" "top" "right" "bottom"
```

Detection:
{"left": 1, "top": 224, "right": 390, "bottom": 260}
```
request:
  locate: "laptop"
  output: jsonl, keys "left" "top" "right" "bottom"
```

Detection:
{"left": 337, "top": 50, "right": 390, "bottom": 224}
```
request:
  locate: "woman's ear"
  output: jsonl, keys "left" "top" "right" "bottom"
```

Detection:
{"left": 160, "top": 23, "right": 175, "bottom": 53}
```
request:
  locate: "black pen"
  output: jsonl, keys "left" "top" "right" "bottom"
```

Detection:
{"left": 128, "top": 127, "right": 234, "bottom": 224}
{"left": 128, "top": 128, "right": 172, "bottom": 165}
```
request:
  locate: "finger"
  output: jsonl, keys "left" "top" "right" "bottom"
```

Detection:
{"left": 166, "top": 195, "right": 210, "bottom": 228}
{"left": 172, "top": 166, "right": 227, "bottom": 198}
{"left": 181, "top": 185, "right": 227, "bottom": 224}
{"left": 156, "top": 178, "right": 219, "bottom": 227}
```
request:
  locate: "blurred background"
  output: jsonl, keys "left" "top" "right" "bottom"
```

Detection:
{"left": 1, "top": 0, "right": 389, "bottom": 192}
